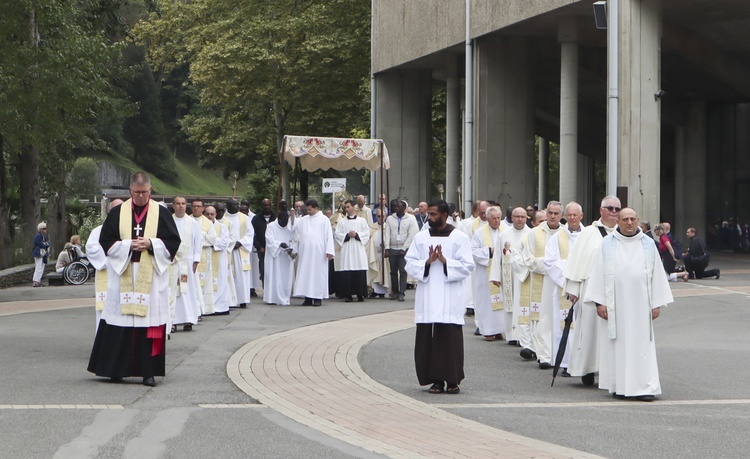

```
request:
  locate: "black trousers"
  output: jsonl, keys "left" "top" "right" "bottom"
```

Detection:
{"left": 338, "top": 270, "right": 367, "bottom": 299}
{"left": 389, "top": 252, "right": 407, "bottom": 295}
{"left": 414, "top": 323, "right": 465, "bottom": 386}
{"left": 683, "top": 255, "right": 719, "bottom": 278}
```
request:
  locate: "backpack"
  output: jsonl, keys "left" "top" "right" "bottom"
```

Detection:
{"left": 671, "top": 239, "right": 683, "bottom": 259}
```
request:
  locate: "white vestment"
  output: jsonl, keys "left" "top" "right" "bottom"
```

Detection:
{"left": 405, "top": 228, "right": 475, "bottom": 325}
{"left": 489, "top": 225, "right": 531, "bottom": 341}
{"left": 263, "top": 221, "right": 296, "bottom": 305}
{"left": 293, "top": 212, "right": 335, "bottom": 299}
{"left": 334, "top": 216, "right": 370, "bottom": 271}
{"left": 584, "top": 229, "right": 673, "bottom": 397}
{"left": 367, "top": 223, "right": 390, "bottom": 294}
{"left": 171, "top": 215, "right": 203, "bottom": 326}
{"left": 194, "top": 215, "right": 217, "bottom": 314}
{"left": 471, "top": 225, "right": 504, "bottom": 336}
{"left": 355, "top": 204, "right": 374, "bottom": 224}
{"left": 563, "top": 220, "right": 614, "bottom": 377}
{"left": 521, "top": 222, "right": 561, "bottom": 356}
{"left": 247, "top": 210, "right": 262, "bottom": 290}
{"left": 543, "top": 224, "right": 583, "bottom": 369}
{"left": 211, "top": 220, "right": 235, "bottom": 313}
{"left": 224, "top": 212, "right": 255, "bottom": 304}
{"left": 86, "top": 225, "right": 106, "bottom": 333}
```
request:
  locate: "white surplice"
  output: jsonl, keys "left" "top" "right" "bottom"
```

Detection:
{"left": 194, "top": 214, "right": 217, "bottom": 314}
{"left": 86, "top": 225, "right": 106, "bottom": 332}
{"left": 471, "top": 225, "right": 504, "bottom": 336}
{"left": 293, "top": 212, "right": 335, "bottom": 299}
{"left": 489, "top": 225, "right": 531, "bottom": 342}
{"left": 405, "top": 228, "right": 475, "bottom": 325}
{"left": 212, "top": 219, "right": 235, "bottom": 313}
{"left": 334, "top": 215, "right": 370, "bottom": 271}
{"left": 583, "top": 229, "right": 673, "bottom": 397}
{"left": 171, "top": 215, "right": 203, "bottom": 326}
{"left": 224, "top": 211, "right": 255, "bottom": 304}
{"left": 263, "top": 221, "right": 296, "bottom": 305}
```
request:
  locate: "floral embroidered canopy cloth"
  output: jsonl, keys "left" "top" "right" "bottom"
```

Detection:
{"left": 282, "top": 136, "right": 390, "bottom": 171}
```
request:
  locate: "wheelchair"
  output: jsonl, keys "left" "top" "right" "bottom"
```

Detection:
{"left": 62, "top": 258, "right": 94, "bottom": 285}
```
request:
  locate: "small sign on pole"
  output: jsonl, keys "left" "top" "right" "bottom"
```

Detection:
{"left": 322, "top": 178, "right": 346, "bottom": 193}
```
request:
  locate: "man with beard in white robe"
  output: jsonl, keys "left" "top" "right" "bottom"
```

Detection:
{"left": 471, "top": 206, "right": 505, "bottom": 340}
{"left": 205, "top": 206, "right": 232, "bottom": 314}
{"left": 584, "top": 208, "right": 673, "bottom": 401}
{"left": 263, "top": 204, "right": 296, "bottom": 305}
{"left": 292, "top": 199, "right": 335, "bottom": 306}
{"left": 170, "top": 196, "right": 203, "bottom": 332}
{"left": 543, "top": 202, "right": 584, "bottom": 375}
{"left": 86, "top": 199, "right": 123, "bottom": 334}
{"left": 520, "top": 201, "right": 563, "bottom": 367}
{"left": 490, "top": 207, "right": 531, "bottom": 346}
{"left": 224, "top": 199, "right": 255, "bottom": 307}
{"left": 563, "top": 196, "right": 621, "bottom": 387}
{"left": 191, "top": 199, "right": 217, "bottom": 315}
{"left": 405, "top": 200, "right": 475, "bottom": 395}
{"left": 335, "top": 200, "right": 370, "bottom": 302}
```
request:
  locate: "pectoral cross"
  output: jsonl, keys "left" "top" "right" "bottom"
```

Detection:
{"left": 134, "top": 224, "right": 143, "bottom": 237}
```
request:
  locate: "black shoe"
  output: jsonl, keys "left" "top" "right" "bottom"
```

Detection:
{"left": 301, "top": 298, "right": 313, "bottom": 306}
{"left": 716, "top": 270, "right": 721, "bottom": 279}
{"left": 357, "top": 296, "right": 364, "bottom": 302}
{"left": 474, "top": 328, "right": 481, "bottom": 336}
{"left": 538, "top": 362, "right": 552, "bottom": 370}
{"left": 377, "top": 294, "right": 385, "bottom": 298}
{"left": 612, "top": 393, "right": 626, "bottom": 400}
{"left": 214, "top": 311, "right": 230, "bottom": 315}
{"left": 110, "top": 376, "right": 123, "bottom": 383}
{"left": 312, "top": 299, "right": 322, "bottom": 307}
{"left": 688, "top": 273, "right": 695, "bottom": 280}
{"left": 142, "top": 377, "right": 156, "bottom": 387}
{"left": 368, "top": 291, "right": 378, "bottom": 299}
{"left": 250, "top": 289, "right": 258, "bottom": 298}
{"left": 561, "top": 369, "right": 571, "bottom": 377}
{"left": 508, "top": 340, "right": 519, "bottom": 346}
{"left": 635, "top": 394, "right": 656, "bottom": 402}
{"left": 344, "top": 297, "right": 353, "bottom": 303}
{"left": 520, "top": 348, "right": 536, "bottom": 360}
{"left": 465, "top": 308, "right": 475, "bottom": 316}
{"left": 582, "top": 373, "right": 596, "bottom": 387}
{"left": 239, "top": 303, "right": 247, "bottom": 308}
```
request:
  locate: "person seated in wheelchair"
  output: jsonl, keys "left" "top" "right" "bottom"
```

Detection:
{"left": 55, "top": 235, "right": 87, "bottom": 273}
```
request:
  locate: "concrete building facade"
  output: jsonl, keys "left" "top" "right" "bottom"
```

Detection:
{"left": 372, "top": 0, "right": 750, "bottom": 250}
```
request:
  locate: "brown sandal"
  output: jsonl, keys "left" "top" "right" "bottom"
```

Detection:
{"left": 428, "top": 383, "right": 445, "bottom": 394}
{"left": 446, "top": 385, "right": 460, "bottom": 394}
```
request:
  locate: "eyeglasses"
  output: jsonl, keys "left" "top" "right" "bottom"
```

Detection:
{"left": 131, "top": 190, "right": 150, "bottom": 196}
{"left": 602, "top": 206, "right": 621, "bottom": 212}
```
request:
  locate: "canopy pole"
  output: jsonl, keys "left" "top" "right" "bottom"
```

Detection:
{"left": 380, "top": 143, "right": 386, "bottom": 286}
{"left": 277, "top": 137, "right": 287, "bottom": 212}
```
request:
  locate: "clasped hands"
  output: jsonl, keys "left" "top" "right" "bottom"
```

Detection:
{"left": 427, "top": 244, "right": 446, "bottom": 265}
{"left": 130, "top": 237, "right": 152, "bottom": 252}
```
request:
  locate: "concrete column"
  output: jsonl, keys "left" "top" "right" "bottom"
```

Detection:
{"left": 446, "top": 77, "right": 461, "bottom": 206}
{"left": 474, "top": 35, "right": 535, "bottom": 209}
{"left": 677, "top": 102, "right": 707, "bottom": 236}
{"left": 618, "top": 0, "right": 662, "bottom": 224}
{"left": 538, "top": 137, "right": 549, "bottom": 206}
{"left": 374, "top": 70, "right": 432, "bottom": 204}
{"left": 559, "top": 18, "right": 579, "bottom": 206}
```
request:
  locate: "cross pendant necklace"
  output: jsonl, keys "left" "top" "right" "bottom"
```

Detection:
{"left": 134, "top": 223, "right": 143, "bottom": 237}
{"left": 132, "top": 202, "right": 149, "bottom": 237}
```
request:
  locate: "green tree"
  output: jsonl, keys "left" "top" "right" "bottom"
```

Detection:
{"left": 68, "top": 157, "right": 101, "bottom": 196}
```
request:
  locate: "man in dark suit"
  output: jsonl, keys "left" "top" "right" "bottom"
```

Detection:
{"left": 683, "top": 227, "right": 720, "bottom": 279}
{"left": 252, "top": 199, "right": 276, "bottom": 286}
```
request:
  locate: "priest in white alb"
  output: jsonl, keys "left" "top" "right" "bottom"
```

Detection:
{"left": 405, "top": 200, "right": 475, "bottom": 395}
{"left": 583, "top": 208, "right": 673, "bottom": 401}
{"left": 334, "top": 199, "right": 370, "bottom": 302}
{"left": 87, "top": 172, "right": 181, "bottom": 387}
{"left": 542, "top": 202, "right": 584, "bottom": 374}
{"left": 224, "top": 199, "right": 255, "bottom": 307}
{"left": 563, "top": 196, "right": 621, "bottom": 387}
{"left": 170, "top": 196, "right": 203, "bottom": 332}
{"left": 490, "top": 207, "right": 531, "bottom": 345}
{"left": 191, "top": 199, "right": 217, "bottom": 315}
{"left": 471, "top": 206, "right": 505, "bottom": 340}
{"left": 263, "top": 203, "right": 296, "bottom": 305}
{"left": 292, "top": 199, "right": 335, "bottom": 306}
{"left": 205, "top": 205, "right": 232, "bottom": 314}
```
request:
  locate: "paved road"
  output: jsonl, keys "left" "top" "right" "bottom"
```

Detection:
{"left": 0, "top": 253, "right": 748, "bottom": 458}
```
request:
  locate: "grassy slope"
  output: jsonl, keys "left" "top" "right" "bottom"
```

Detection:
{"left": 92, "top": 152, "right": 247, "bottom": 197}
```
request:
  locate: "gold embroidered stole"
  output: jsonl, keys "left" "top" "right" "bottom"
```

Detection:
{"left": 196, "top": 216, "right": 212, "bottom": 287}
{"left": 501, "top": 237, "right": 514, "bottom": 312}
{"left": 119, "top": 199, "right": 159, "bottom": 317}
{"left": 519, "top": 228, "right": 546, "bottom": 322}
{"left": 238, "top": 213, "right": 252, "bottom": 271}
{"left": 556, "top": 229, "right": 572, "bottom": 330}
{"left": 472, "top": 217, "right": 484, "bottom": 233}
{"left": 95, "top": 268, "right": 107, "bottom": 311}
{"left": 210, "top": 222, "right": 221, "bottom": 291}
{"left": 481, "top": 225, "right": 505, "bottom": 310}
{"left": 175, "top": 216, "right": 193, "bottom": 295}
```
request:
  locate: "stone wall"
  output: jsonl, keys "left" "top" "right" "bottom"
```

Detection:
{"left": 0, "top": 262, "right": 56, "bottom": 289}
{"left": 97, "top": 162, "right": 131, "bottom": 189}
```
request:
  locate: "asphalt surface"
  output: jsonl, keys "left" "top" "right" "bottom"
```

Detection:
{"left": 0, "top": 252, "right": 748, "bottom": 458}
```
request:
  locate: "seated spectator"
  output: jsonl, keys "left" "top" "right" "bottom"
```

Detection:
{"left": 56, "top": 243, "right": 76, "bottom": 273}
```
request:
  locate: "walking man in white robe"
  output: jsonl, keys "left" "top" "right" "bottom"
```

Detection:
{"left": 171, "top": 196, "right": 203, "bottom": 331}
{"left": 191, "top": 199, "right": 217, "bottom": 315}
{"left": 471, "top": 206, "right": 505, "bottom": 340}
{"left": 490, "top": 207, "right": 531, "bottom": 345}
{"left": 584, "top": 208, "right": 673, "bottom": 401}
{"left": 205, "top": 206, "right": 232, "bottom": 314}
{"left": 520, "top": 201, "right": 563, "bottom": 366}
{"left": 292, "top": 199, "right": 335, "bottom": 306}
{"left": 224, "top": 199, "right": 255, "bottom": 307}
{"left": 405, "top": 200, "right": 475, "bottom": 395}
{"left": 563, "top": 196, "right": 621, "bottom": 387}
{"left": 335, "top": 200, "right": 370, "bottom": 302}
{"left": 542, "top": 202, "right": 584, "bottom": 374}
{"left": 263, "top": 205, "right": 296, "bottom": 305}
